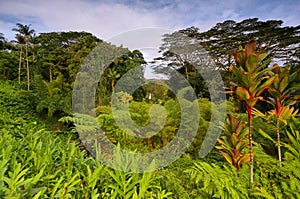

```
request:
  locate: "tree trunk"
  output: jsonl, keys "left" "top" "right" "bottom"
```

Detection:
{"left": 147, "top": 138, "right": 153, "bottom": 151}
{"left": 162, "top": 134, "right": 167, "bottom": 147}
{"left": 247, "top": 105, "right": 254, "bottom": 188}
{"left": 185, "top": 66, "right": 189, "bottom": 81}
{"left": 25, "top": 43, "right": 30, "bottom": 90}
{"left": 18, "top": 46, "right": 23, "bottom": 84}
{"left": 49, "top": 65, "right": 52, "bottom": 83}
{"left": 276, "top": 117, "right": 282, "bottom": 167}
{"left": 111, "top": 80, "right": 115, "bottom": 90}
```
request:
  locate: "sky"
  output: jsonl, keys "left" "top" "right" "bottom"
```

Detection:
{"left": 0, "top": 0, "right": 299, "bottom": 42}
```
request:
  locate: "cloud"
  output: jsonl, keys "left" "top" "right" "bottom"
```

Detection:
{"left": 0, "top": 0, "right": 178, "bottom": 41}
{"left": 0, "top": 0, "right": 299, "bottom": 42}
{"left": 258, "top": 1, "right": 300, "bottom": 26}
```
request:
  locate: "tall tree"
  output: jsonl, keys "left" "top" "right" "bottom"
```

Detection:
{"left": 97, "top": 48, "right": 146, "bottom": 105}
{"left": 196, "top": 18, "right": 299, "bottom": 70}
{"left": 159, "top": 30, "right": 220, "bottom": 99}
{"left": 35, "top": 31, "right": 101, "bottom": 85}
{"left": 159, "top": 18, "right": 299, "bottom": 102}
{"left": 162, "top": 18, "right": 299, "bottom": 74}
{"left": 107, "top": 68, "right": 120, "bottom": 90}
{"left": 12, "top": 34, "right": 25, "bottom": 84}
{"left": 12, "top": 23, "right": 35, "bottom": 90}
{"left": 34, "top": 31, "right": 101, "bottom": 117}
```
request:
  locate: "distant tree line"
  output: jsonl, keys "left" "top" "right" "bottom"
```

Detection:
{"left": 0, "top": 18, "right": 299, "bottom": 117}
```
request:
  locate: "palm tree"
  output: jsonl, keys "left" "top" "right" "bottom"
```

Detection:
{"left": 12, "top": 23, "right": 35, "bottom": 90}
{"left": 12, "top": 34, "right": 25, "bottom": 84}
{"left": 107, "top": 68, "right": 120, "bottom": 90}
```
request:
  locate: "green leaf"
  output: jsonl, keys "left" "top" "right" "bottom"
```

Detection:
{"left": 257, "top": 57, "right": 271, "bottom": 71}
{"left": 241, "top": 72, "right": 253, "bottom": 88}
{"left": 252, "top": 107, "right": 267, "bottom": 118}
{"left": 32, "top": 190, "right": 45, "bottom": 199}
{"left": 258, "top": 53, "right": 268, "bottom": 62}
{"left": 279, "top": 75, "right": 289, "bottom": 93}
{"left": 283, "top": 86, "right": 299, "bottom": 97}
{"left": 257, "top": 75, "right": 277, "bottom": 96}
{"left": 258, "top": 129, "right": 276, "bottom": 144}
{"left": 216, "top": 138, "right": 233, "bottom": 152}
{"left": 236, "top": 87, "right": 250, "bottom": 101}
{"left": 268, "top": 88, "right": 281, "bottom": 100}
{"left": 230, "top": 133, "right": 239, "bottom": 146}
{"left": 236, "top": 141, "right": 248, "bottom": 152}
{"left": 245, "top": 54, "right": 258, "bottom": 72}
{"left": 215, "top": 145, "right": 223, "bottom": 150}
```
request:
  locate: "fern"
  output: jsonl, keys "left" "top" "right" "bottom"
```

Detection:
{"left": 185, "top": 145, "right": 300, "bottom": 198}
{"left": 252, "top": 187, "right": 275, "bottom": 199}
{"left": 185, "top": 161, "right": 250, "bottom": 198}
{"left": 282, "top": 117, "right": 300, "bottom": 161}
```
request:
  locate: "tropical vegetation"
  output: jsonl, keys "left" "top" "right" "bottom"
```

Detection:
{"left": 0, "top": 18, "right": 299, "bottom": 198}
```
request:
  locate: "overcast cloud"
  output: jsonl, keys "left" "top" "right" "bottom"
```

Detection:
{"left": 0, "top": 0, "right": 299, "bottom": 42}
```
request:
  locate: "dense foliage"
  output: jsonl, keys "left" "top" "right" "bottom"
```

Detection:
{"left": 0, "top": 18, "right": 299, "bottom": 198}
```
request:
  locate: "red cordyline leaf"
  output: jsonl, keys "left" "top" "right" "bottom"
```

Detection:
{"left": 245, "top": 39, "right": 256, "bottom": 58}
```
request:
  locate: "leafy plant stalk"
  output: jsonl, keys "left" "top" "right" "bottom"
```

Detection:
{"left": 231, "top": 40, "right": 275, "bottom": 187}
{"left": 246, "top": 105, "right": 254, "bottom": 184}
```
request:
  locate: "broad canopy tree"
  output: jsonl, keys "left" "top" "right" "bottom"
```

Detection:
{"left": 160, "top": 18, "right": 299, "bottom": 82}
